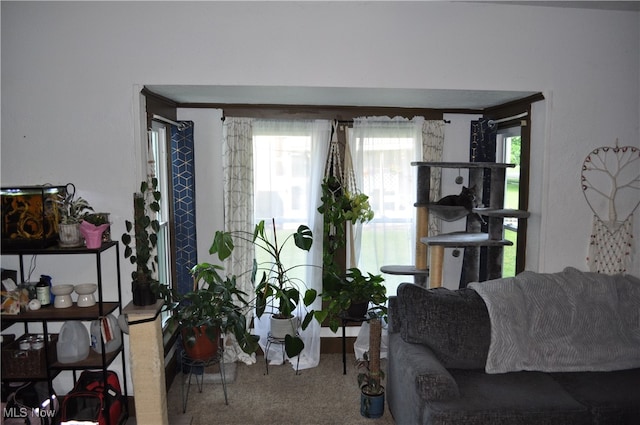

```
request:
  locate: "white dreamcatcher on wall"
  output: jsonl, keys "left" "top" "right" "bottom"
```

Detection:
{"left": 581, "top": 140, "right": 640, "bottom": 274}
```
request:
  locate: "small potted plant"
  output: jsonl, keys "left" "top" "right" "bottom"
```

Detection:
{"left": 121, "top": 179, "right": 160, "bottom": 306}
{"left": 209, "top": 218, "right": 318, "bottom": 359}
{"left": 55, "top": 184, "right": 94, "bottom": 247}
{"left": 315, "top": 267, "right": 387, "bottom": 333}
{"left": 79, "top": 213, "right": 110, "bottom": 249}
{"left": 157, "top": 262, "right": 260, "bottom": 361}
{"left": 356, "top": 315, "right": 385, "bottom": 418}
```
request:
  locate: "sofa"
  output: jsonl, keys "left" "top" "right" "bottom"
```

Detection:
{"left": 387, "top": 267, "right": 640, "bottom": 425}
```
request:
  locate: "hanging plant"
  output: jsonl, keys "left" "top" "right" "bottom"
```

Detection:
{"left": 317, "top": 175, "right": 374, "bottom": 277}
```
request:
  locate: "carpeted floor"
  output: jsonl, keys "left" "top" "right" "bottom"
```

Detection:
{"left": 166, "top": 353, "right": 396, "bottom": 425}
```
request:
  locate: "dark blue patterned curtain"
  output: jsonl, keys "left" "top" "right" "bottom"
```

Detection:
{"left": 468, "top": 119, "right": 496, "bottom": 282}
{"left": 171, "top": 122, "right": 197, "bottom": 295}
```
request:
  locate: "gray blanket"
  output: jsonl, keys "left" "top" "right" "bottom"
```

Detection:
{"left": 469, "top": 267, "right": 640, "bottom": 374}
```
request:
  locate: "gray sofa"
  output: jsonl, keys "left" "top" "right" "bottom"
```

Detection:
{"left": 387, "top": 268, "right": 640, "bottom": 425}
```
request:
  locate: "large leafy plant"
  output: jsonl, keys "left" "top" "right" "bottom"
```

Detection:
{"left": 210, "top": 218, "right": 318, "bottom": 358}
{"left": 315, "top": 267, "right": 387, "bottom": 333}
{"left": 157, "top": 262, "right": 260, "bottom": 355}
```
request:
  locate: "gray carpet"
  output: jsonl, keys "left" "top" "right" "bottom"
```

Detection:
{"left": 167, "top": 353, "right": 396, "bottom": 425}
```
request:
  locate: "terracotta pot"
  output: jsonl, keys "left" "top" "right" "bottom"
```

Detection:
{"left": 181, "top": 326, "right": 220, "bottom": 361}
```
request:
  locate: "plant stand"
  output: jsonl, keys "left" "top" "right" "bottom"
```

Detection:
{"left": 264, "top": 332, "right": 300, "bottom": 375}
{"left": 181, "top": 349, "right": 227, "bottom": 413}
{"left": 341, "top": 314, "right": 368, "bottom": 375}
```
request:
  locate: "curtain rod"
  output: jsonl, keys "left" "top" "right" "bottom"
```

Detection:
{"left": 221, "top": 116, "right": 450, "bottom": 124}
{"left": 152, "top": 114, "right": 190, "bottom": 130}
{"left": 487, "top": 112, "right": 528, "bottom": 126}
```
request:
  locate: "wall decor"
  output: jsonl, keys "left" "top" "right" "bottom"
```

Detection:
{"left": 581, "top": 140, "right": 639, "bottom": 274}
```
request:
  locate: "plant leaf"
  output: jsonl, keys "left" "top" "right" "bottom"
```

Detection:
{"left": 293, "top": 225, "right": 313, "bottom": 251}
{"left": 284, "top": 334, "right": 305, "bottom": 358}
{"left": 209, "top": 231, "right": 234, "bottom": 261}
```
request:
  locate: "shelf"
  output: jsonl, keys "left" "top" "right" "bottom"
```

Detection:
{"left": 1, "top": 302, "right": 120, "bottom": 323}
{"left": 52, "top": 345, "right": 124, "bottom": 370}
{"left": 417, "top": 204, "right": 470, "bottom": 221}
{"left": 1, "top": 240, "right": 128, "bottom": 424}
{"left": 411, "top": 161, "right": 515, "bottom": 169}
{"left": 1, "top": 240, "right": 118, "bottom": 256}
{"left": 421, "top": 232, "right": 513, "bottom": 247}
{"left": 380, "top": 265, "right": 430, "bottom": 277}
{"left": 1, "top": 370, "right": 61, "bottom": 383}
{"left": 473, "top": 208, "right": 530, "bottom": 218}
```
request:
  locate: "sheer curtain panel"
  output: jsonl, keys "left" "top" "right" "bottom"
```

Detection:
{"left": 222, "top": 117, "right": 256, "bottom": 364}
{"left": 250, "top": 119, "right": 330, "bottom": 370}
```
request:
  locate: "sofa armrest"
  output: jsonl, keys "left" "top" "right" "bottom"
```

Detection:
{"left": 390, "top": 332, "right": 460, "bottom": 402}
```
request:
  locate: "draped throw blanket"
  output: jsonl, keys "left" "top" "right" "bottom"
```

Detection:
{"left": 469, "top": 267, "right": 640, "bottom": 374}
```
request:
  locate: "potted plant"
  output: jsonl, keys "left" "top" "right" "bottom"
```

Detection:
{"left": 55, "top": 184, "right": 93, "bottom": 247}
{"left": 79, "top": 213, "right": 110, "bottom": 249}
{"left": 157, "top": 262, "right": 260, "bottom": 361}
{"left": 317, "top": 175, "right": 374, "bottom": 283}
{"left": 315, "top": 267, "right": 387, "bottom": 333}
{"left": 209, "top": 218, "right": 317, "bottom": 359}
{"left": 121, "top": 179, "right": 160, "bottom": 306}
{"left": 356, "top": 315, "right": 385, "bottom": 418}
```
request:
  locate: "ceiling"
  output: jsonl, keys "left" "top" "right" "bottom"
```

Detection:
{"left": 494, "top": 1, "right": 640, "bottom": 11}
{"left": 146, "top": 85, "right": 541, "bottom": 111}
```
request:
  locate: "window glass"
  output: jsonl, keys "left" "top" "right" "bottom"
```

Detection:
{"left": 149, "top": 122, "right": 172, "bottom": 323}
{"left": 497, "top": 130, "right": 521, "bottom": 277}
{"left": 349, "top": 130, "right": 419, "bottom": 297}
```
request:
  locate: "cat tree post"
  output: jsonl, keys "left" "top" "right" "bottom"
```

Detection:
{"left": 414, "top": 166, "right": 431, "bottom": 286}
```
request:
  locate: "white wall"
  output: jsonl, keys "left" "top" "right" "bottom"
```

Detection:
{"left": 2, "top": 1, "right": 639, "bottom": 390}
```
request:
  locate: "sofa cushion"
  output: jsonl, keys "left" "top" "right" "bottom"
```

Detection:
{"left": 551, "top": 368, "right": 640, "bottom": 425}
{"left": 397, "top": 283, "right": 490, "bottom": 369}
{"left": 425, "top": 370, "right": 591, "bottom": 425}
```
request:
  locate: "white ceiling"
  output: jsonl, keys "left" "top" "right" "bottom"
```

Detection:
{"left": 146, "top": 85, "right": 541, "bottom": 110}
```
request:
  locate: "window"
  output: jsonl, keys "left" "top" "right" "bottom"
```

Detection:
{"left": 497, "top": 127, "right": 522, "bottom": 277}
{"left": 250, "top": 119, "right": 422, "bottom": 298}
{"left": 148, "top": 121, "right": 173, "bottom": 323}
{"left": 349, "top": 122, "right": 422, "bottom": 297}
{"left": 252, "top": 121, "right": 324, "bottom": 291}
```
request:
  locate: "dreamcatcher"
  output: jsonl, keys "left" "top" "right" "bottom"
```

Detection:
{"left": 581, "top": 140, "right": 640, "bottom": 274}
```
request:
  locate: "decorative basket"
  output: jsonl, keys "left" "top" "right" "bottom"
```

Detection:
{"left": 1, "top": 333, "right": 58, "bottom": 379}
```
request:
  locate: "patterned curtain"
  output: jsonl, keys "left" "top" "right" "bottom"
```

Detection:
{"left": 170, "top": 122, "right": 198, "bottom": 295}
{"left": 221, "top": 118, "right": 256, "bottom": 364}
{"left": 468, "top": 119, "right": 497, "bottom": 282}
{"left": 422, "top": 120, "right": 445, "bottom": 237}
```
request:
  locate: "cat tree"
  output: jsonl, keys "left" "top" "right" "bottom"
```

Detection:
{"left": 382, "top": 161, "right": 529, "bottom": 288}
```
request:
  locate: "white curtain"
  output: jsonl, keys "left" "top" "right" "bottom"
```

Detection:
{"left": 242, "top": 119, "right": 330, "bottom": 370}
{"left": 222, "top": 117, "right": 256, "bottom": 364}
{"left": 350, "top": 116, "right": 425, "bottom": 296}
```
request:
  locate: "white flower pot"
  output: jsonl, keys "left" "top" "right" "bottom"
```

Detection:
{"left": 270, "top": 315, "right": 300, "bottom": 339}
{"left": 58, "top": 223, "right": 83, "bottom": 247}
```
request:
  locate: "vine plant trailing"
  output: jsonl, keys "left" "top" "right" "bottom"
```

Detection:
{"left": 317, "top": 175, "right": 374, "bottom": 277}
{"left": 121, "top": 178, "right": 161, "bottom": 305}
